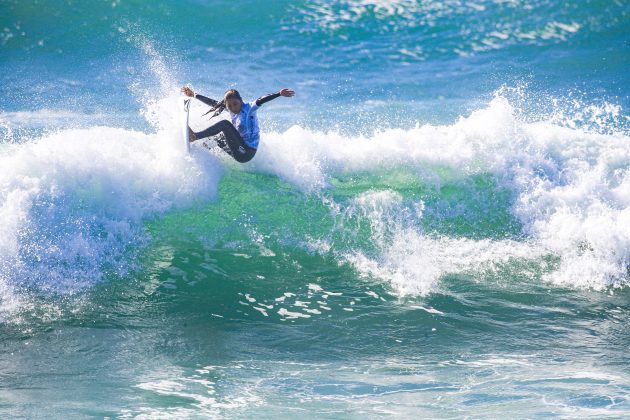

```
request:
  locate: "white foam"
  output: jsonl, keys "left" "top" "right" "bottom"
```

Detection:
{"left": 409, "top": 305, "right": 445, "bottom": 315}
{"left": 253, "top": 96, "right": 630, "bottom": 293}
{"left": 0, "top": 39, "right": 226, "bottom": 306}
{"left": 342, "top": 223, "right": 538, "bottom": 296}
{"left": 0, "top": 109, "right": 111, "bottom": 127}
{"left": 278, "top": 307, "right": 311, "bottom": 319}
{"left": 0, "top": 107, "right": 223, "bottom": 296}
{"left": 3, "top": 79, "right": 628, "bottom": 304}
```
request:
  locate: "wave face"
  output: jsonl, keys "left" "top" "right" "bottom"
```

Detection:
{"left": 3, "top": 95, "right": 627, "bottom": 299}
{"left": 1, "top": 0, "right": 630, "bottom": 418}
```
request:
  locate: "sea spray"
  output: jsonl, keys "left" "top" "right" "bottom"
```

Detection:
{"left": 0, "top": 126, "right": 222, "bottom": 294}
{"left": 0, "top": 37, "right": 226, "bottom": 299}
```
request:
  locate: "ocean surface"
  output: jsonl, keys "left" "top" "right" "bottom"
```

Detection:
{"left": 1, "top": 0, "right": 629, "bottom": 418}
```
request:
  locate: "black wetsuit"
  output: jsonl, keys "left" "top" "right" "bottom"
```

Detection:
{"left": 192, "top": 92, "right": 281, "bottom": 163}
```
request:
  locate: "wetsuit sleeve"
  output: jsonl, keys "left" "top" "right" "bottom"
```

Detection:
{"left": 255, "top": 92, "right": 281, "bottom": 107}
{"left": 195, "top": 94, "right": 220, "bottom": 107}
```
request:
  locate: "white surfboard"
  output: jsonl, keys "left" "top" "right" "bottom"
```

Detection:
{"left": 182, "top": 98, "right": 191, "bottom": 153}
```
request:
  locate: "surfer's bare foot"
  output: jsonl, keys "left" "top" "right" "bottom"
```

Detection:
{"left": 188, "top": 127, "right": 197, "bottom": 142}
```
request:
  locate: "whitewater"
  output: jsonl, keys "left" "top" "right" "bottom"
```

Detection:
{"left": 2, "top": 88, "right": 628, "bottom": 303}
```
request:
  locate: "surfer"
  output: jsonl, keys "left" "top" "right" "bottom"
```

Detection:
{"left": 181, "top": 86, "right": 295, "bottom": 162}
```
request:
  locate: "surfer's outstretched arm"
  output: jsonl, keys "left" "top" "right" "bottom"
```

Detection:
{"left": 180, "top": 86, "right": 219, "bottom": 107}
{"left": 255, "top": 88, "right": 295, "bottom": 106}
{"left": 195, "top": 94, "right": 219, "bottom": 107}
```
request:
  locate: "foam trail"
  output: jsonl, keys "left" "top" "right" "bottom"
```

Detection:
{"left": 330, "top": 189, "right": 539, "bottom": 296}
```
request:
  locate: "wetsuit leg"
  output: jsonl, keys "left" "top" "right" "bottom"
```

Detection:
{"left": 193, "top": 120, "right": 257, "bottom": 163}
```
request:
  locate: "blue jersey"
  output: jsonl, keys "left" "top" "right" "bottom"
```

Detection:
{"left": 229, "top": 102, "right": 260, "bottom": 149}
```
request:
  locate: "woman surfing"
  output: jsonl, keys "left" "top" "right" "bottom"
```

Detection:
{"left": 181, "top": 86, "right": 295, "bottom": 163}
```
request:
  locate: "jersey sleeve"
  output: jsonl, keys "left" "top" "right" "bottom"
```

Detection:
{"left": 195, "top": 94, "right": 220, "bottom": 107}
{"left": 255, "top": 92, "right": 281, "bottom": 107}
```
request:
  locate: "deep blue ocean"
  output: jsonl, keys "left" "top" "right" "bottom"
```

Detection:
{"left": 1, "top": 0, "right": 629, "bottom": 418}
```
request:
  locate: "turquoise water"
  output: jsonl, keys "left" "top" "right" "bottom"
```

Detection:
{"left": 1, "top": 0, "right": 630, "bottom": 418}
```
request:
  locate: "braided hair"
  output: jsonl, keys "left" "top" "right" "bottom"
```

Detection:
{"left": 203, "top": 89, "right": 243, "bottom": 118}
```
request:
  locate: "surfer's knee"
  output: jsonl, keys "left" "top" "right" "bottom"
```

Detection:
{"left": 216, "top": 119, "right": 231, "bottom": 129}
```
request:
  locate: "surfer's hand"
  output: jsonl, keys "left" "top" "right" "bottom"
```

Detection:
{"left": 181, "top": 86, "right": 195, "bottom": 97}
{"left": 279, "top": 88, "right": 295, "bottom": 97}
